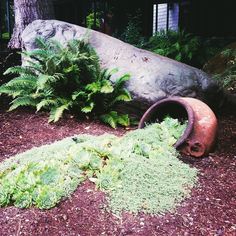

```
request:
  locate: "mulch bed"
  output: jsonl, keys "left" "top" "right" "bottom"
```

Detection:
{"left": 0, "top": 102, "right": 235, "bottom": 236}
{"left": 0, "top": 51, "right": 236, "bottom": 235}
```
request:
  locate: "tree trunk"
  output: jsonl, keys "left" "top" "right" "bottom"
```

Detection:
{"left": 8, "top": 0, "right": 54, "bottom": 49}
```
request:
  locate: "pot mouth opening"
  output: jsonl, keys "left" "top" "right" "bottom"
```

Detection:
{"left": 138, "top": 98, "right": 194, "bottom": 148}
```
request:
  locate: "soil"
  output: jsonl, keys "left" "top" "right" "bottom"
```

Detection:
{"left": 0, "top": 52, "right": 236, "bottom": 236}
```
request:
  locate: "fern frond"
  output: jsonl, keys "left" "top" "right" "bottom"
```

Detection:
{"left": 100, "top": 112, "right": 118, "bottom": 129}
{"left": 100, "top": 68, "right": 119, "bottom": 81}
{"left": 85, "top": 82, "right": 101, "bottom": 93}
{"left": 37, "top": 74, "right": 60, "bottom": 90}
{"left": 36, "top": 99, "right": 58, "bottom": 112}
{"left": 21, "top": 49, "right": 50, "bottom": 61}
{"left": 72, "top": 91, "right": 87, "bottom": 100}
{"left": 23, "top": 60, "right": 44, "bottom": 73}
{"left": 81, "top": 102, "right": 94, "bottom": 113}
{"left": 6, "top": 75, "right": 37, "bottom": 87}
{"left": 114, "top": 74, "right": 130, "bottom": 90}
{"left": 100, "top": 80, "right": 114, "bottom": 94}
{"left": 117, "top": 114, "right": 130, "bottom": 127}
{"left": 8, "top": 96, "right": 38, "bottom": 111}
{"left": 48, "top": 104, "right": 70, "bottom": 123}
{"left": 112, "top": 89, "right": 132, "bottom": 104}
{"left": 100, "top": 111, "right": 130, "bottom": 128}
{"left": 49, "top": 39, "right": 64, "bottom": 53}
{"left": 67, "top": 40, "right": 80, "bottom": 53}
{"left": 35, "top": 37, "right": 50, "bottom": 50}
{"left": 4, "top": 66, "right": 36, "bottom": 76}
{"left": 0, "top": 84, "right": 24, "bottom": 97}
{"left": 0, "top": 78, "right": 36, "bottom": 97}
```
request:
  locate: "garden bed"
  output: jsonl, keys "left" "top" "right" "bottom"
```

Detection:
{"left": 0, "top": 101, "right": 235, "bottom": 236}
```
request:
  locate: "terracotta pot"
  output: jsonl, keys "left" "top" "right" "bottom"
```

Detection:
{"left": 138, "top": 97, "right": 218, "bottom": 157}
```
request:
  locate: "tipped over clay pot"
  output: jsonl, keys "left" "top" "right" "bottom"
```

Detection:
{"left": 138, "top": 97, "right": 218, "bottom": 157}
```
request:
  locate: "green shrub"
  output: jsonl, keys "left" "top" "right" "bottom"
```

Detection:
{"left": 86, "top": 12, "right": 102, "bottom": 29}
{"left": 146, "top": 29, "right": 200, "bottom": 65}
{"left": 0, "top": 117, "right": 198, "bottom": 214}
{"left": 0, "top": 37, "right": 131, "bottom": 127}
{"left": 212, "top": 48, "right": 236, "bottom": 93}
{"left": 118, "top": 11, "right": 146, "bottom": 48}
{"left": 2, "top": 32, "right": 10, "bottom": 40}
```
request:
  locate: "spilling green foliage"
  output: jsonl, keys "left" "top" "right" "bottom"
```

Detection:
{"left": 0, "top": 117, "right": 197, "bottom": 214}
{"left": 0, "top": 138, "right": 84, "bottom": 209}
{"left": 0, "top": 37, "right": 131, "bottom": 127}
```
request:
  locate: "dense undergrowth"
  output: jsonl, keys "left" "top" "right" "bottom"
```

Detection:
{"left": 0, "top": 117, "right": 198, "bottom": 215}
{"left": 210, "top": 47, "right": 236, "bottom": 93}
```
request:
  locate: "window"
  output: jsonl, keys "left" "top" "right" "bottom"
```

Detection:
{"left": 153, "top": 2, "right": 179, "bottom": 34}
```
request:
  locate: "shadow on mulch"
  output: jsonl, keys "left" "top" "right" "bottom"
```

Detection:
{"left": 0, "top": 51, "right": 235, "bottom": 236}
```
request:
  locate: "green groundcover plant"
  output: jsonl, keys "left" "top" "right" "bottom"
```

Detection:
{"left": 0, "top": 37, "right": 131, "bottom": 128}
{"left": 0, "top": 117, "right": 198, "bottom": 214}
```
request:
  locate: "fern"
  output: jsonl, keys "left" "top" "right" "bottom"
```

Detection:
{"left": 36, "top": 99, "right": 58, "bottom": 112}
{"left": 0, "top": 37, "right": 132, "bottom": 128}
{"left": 9, "top": 96, "right": 38, "bottom": 111}
{"left": 6, "top": 75, "right": 37, "bottom": 87}
{"left": 111, "top": 89, "right": 132, "bottom": 105}
{"left": 4, "top": 66, "right": 36, "bottom": 76}
{"left": 81, "top": 102, "right": 94, "bottom": 113}
{"left": 114, "top": 74, "right": 131, "bottom": 90}
{"left": 34, "top": 37, "right": 51, "bottom": 50}
{"left": 100, "top": 111, "right": 130, "bottom": 129}
{"left": 49, "top": 103, "right": 71, "bottom": 123}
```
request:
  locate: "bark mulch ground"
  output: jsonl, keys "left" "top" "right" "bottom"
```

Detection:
{"left": 0, "top": 100, "right": 235, "bottom": 236}
{"left": 0, "top": 47, "right": 235, "bottom": 236}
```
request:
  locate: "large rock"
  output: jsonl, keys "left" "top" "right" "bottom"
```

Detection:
{"left": 22, "top": 20, "right": 223, "bottom": 114}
